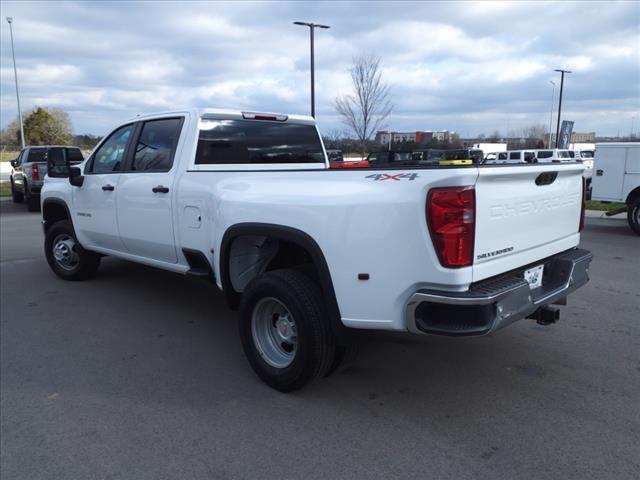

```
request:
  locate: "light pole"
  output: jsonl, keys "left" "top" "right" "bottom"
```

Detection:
{"left": 293, "top": 21, "right": 330, "bottom": 118}
{"left": 6, "top": 17, "right": 25, "bottom": 149}
{"left": 554, "top": 69, "right": 571, "bottom": 148}
{"left": 547, "top": 80, "right": 555, "bottom": 148}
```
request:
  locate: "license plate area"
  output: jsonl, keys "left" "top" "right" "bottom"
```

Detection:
{"left": 524, "top": 264, "right": 544, "bottom": 289}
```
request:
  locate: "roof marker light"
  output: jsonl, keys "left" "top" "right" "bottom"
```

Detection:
{"left": 242, "top": 112, "right": 288, "bottom": 122}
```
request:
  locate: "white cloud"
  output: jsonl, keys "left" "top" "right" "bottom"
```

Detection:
{"left": 1, "top": 64, "right": 83, "bottom": 84}
{"left": 0, "top": 0, "right": 638, "bottom": 136}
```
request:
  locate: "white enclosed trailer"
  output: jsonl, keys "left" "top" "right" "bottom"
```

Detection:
{"left": 591, "top": 142, "right": 640, "bottom": 234}
{"left": 473, "top": 142, "right": 507, "bottom": 153}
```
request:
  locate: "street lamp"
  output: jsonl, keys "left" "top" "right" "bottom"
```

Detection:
{"left": 6, "top": 17, "right": 25, "bottom": 149}
{"left": 547, "top": 80, "right": 556, "bottom": 148}
{"left": 554, "top": 68, "right": 571, "bottom": 148}
{"left": 293, "top": 21, "right": 330, "bottom": 118}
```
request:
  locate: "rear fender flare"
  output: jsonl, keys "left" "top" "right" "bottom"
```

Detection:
{"left": 219, "top": 223, "right": 349, "bottom": 341}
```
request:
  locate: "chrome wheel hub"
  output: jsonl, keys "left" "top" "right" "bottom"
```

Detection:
{"left": 52, "top": 234, "right": 79, "bottom": 271}
{"left": 251, "top": 297, "right": 298, "bottom": 368}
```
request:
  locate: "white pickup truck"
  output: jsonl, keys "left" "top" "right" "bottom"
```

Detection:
{"left": 41, "top": 109, "right": 592, "bottom": 391}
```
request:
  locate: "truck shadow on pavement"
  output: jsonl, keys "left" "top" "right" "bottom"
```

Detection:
{"left": 79, "top": 257, "right": 572, "bottom": 407}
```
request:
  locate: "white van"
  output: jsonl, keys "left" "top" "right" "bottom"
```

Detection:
{"left": 483, "top": 151, "right": 510, "bottom": 164}
{"left": 576, "top": 149, "right": 595, "bottom": 168}
{"left": 533, "top": 149, "right": 573, "bottom": 163}
{"left": 506, "top": 150, "right": 537, "bottom": 163}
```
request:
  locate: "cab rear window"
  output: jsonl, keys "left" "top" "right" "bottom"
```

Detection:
{"left": 26, "top": 148, "right": 47, "bottom": 162}
{"left": 196, "top": 120, "right": 325, "bottom": 165}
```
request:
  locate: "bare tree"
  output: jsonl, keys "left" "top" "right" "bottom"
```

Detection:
{"left": 522, "top": 124, "right": 547, "bottom": 141}
{"left": 507, "top": 124, "right": 547, "bottom": 149}
{"left": 334, "top": 54, "right": 393, "bottom": 157}
{"left": 322, "top": 128, "right": 345, "bottom": 148}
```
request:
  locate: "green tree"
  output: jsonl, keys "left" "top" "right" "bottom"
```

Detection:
{"left": 22, "top": 107, "right": 73, "bottom": 145}
{"left": 0, "top": 116, "right": 22, "bottom": 149}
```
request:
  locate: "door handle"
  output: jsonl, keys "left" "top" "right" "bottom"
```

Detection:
{"left": 102, "top": 184, "right": 115, "bottom": 191}
{"left": 152, "top": 185, "right": 169, "bottom": 193}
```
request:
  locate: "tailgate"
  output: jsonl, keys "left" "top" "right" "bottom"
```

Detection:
{"left": 473, "top": 164, "right": 584, "bottom": 282}
{"left": 23, "top": 162, "right": 47, "bottom": 181}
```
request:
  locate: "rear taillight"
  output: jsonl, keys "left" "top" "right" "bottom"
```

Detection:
{"left": 579, "top": 176, "right": 586, "bottom": 232}
{"left": 31, "top": 163, "right": 40, "bottom": 181}
{"left": 427, "top": 187, "right": 475, "bottom": 268}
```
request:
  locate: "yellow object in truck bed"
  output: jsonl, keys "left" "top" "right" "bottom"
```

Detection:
{"left": 439, "top": 159, "right": 473, "bottom": 166}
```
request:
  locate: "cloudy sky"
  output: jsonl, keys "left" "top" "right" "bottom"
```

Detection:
{"left": 1, "top": 0, "right": 639, "bottom": 138}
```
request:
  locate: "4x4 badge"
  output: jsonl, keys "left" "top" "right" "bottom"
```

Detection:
{"left": 366, "top": 173, "right": 419, "bottom": 181}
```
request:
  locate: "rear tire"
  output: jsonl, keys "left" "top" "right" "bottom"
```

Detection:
{"left": 45, "top": 220, "right": 101, "bottom": 280}
{"left": 239, "top": 269, "right": 336, "bottom": 392}
{"left": 628, "top": 198, "right": 640, "bottom": 235}
{"left": 11, "top": 180, "right": 24, "bottom": 203}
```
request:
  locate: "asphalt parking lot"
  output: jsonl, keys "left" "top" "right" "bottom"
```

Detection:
{"left": 1, "top": 200, "right": 638, "bottom": 480}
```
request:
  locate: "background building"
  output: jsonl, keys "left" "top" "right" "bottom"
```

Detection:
{"left": 551, "top": 132, "right": 596, "bottom": 144}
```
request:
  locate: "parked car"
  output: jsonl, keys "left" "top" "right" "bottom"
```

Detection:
{"left": 591, "top": 142, "right": 640, "bottom": 234}
{"left": 576, "top": 149, "right": 595, "bottom": 173}
{"left": 41, "top": 108, "right": 592, "bottom": 391}
{"left": 483, "top": 151, "right": 510, "bottom": 164}
{"left": 574, "top": 150, "right": 595, "bottom": 199}
{"left": 10, "top": 146, "right": 83, "bottom": 211}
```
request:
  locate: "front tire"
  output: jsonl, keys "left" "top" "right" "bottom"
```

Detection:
{"left": 628, "top": 198, "right": 640, "bottom": 235}
{"left": 239, "top": 269, "right": 336, "bottom": 392}
{"left": 45, "top": 220, "right": 101, "bottom": 280}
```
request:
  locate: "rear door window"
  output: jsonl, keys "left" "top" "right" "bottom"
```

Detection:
{"left": 196, "top": 120, "right": 324, "bottom": 165}
{"left": 132, "top": 118, "right": 183, "bottom": 172}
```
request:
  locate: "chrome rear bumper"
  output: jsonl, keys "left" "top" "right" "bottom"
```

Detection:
{"left": 406, "top": 248, "right": 593, "bottom": 336}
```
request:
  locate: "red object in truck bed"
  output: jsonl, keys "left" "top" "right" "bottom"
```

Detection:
{"left": 329, "top": 160, "right": 370, "bottom": 169}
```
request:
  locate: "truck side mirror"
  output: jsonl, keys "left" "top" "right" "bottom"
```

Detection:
{"left": 47, "top": 147, "right": 70, "bottom": 178}
{"left": 69, "top": 166, "right": 84, "bottom": 187}
{"left": 10, "top": 160, "right": 17, "bottom": 168}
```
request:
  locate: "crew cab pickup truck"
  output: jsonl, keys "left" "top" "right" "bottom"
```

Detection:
{"left": 41, "top": 109, "right": 593, "bottom": 391}
{"left": 10, "top": 145, "right": 84, "bottom": 211}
